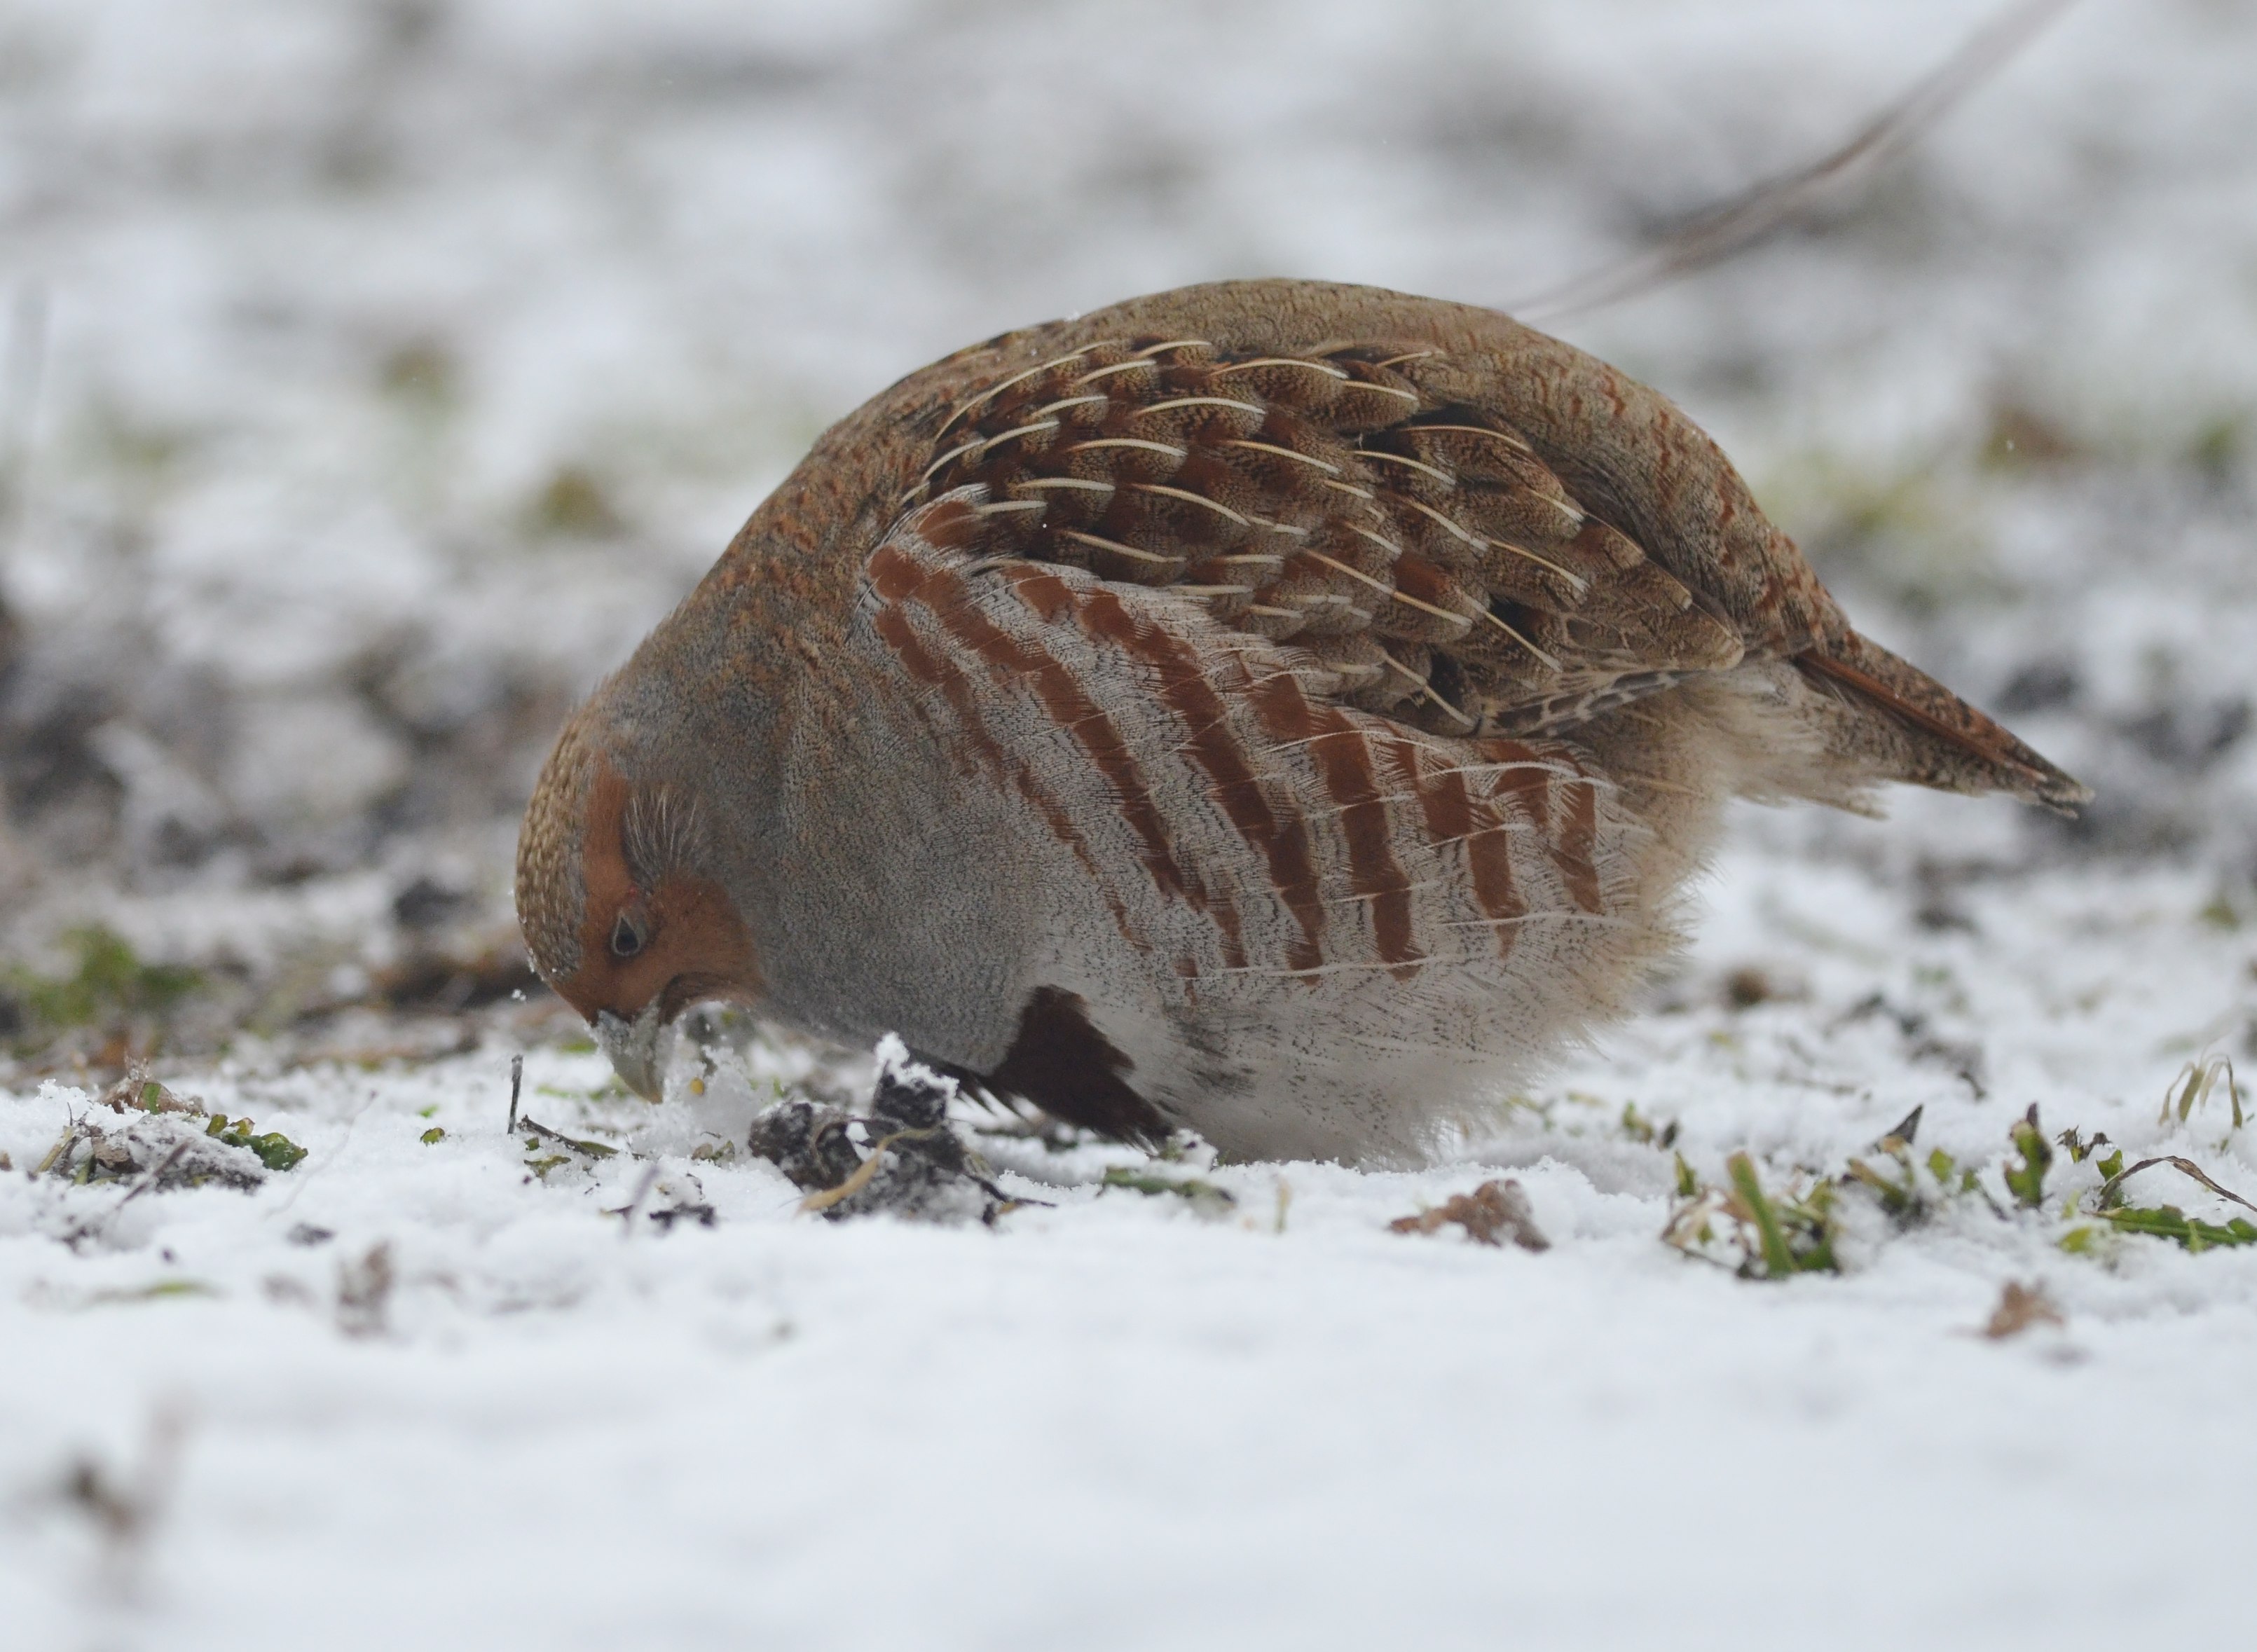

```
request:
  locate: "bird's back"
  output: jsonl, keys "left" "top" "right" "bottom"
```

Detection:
{"left": 720, "top": 280, "right": 2083, "bottom": 812}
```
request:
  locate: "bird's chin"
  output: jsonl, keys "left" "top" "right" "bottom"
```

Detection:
{"left": 594, "top": 1001, "right": 668, "bottom": 1102}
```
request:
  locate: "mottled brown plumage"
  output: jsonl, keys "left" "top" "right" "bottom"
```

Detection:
{"left": 516, "top": 280, "right": 2086, "bottom": 1164}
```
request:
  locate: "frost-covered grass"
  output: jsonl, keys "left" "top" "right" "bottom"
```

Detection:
{"left": 7, "top": 839, "right": 2254, "bottom": 1650}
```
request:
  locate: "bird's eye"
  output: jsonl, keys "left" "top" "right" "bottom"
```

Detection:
{"left": 610, "top": 914, "right": 647, "bottom": 959}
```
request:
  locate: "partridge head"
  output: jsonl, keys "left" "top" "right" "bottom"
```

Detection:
{"left": 517, "top": 280, "right": 2086, "bottom": 1164}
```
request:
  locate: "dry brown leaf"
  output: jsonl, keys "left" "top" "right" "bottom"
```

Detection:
{"left": 1389, "top": 1180, "right": 1551, "bottom": 1252}
{"left": 1981, "top": 1280, "right": 2064, "bottom": 1340}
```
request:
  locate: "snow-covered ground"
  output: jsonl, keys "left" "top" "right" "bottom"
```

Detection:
{"left": 8, "top": 839, "right": 2255, "bottom": 1649}
{"left": 4, "top": 1, "right": 2255, "bottom": 1646}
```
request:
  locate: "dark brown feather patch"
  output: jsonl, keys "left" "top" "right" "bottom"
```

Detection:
{"left": 983, "top": 985, "right": 1172, "bottom": 1146}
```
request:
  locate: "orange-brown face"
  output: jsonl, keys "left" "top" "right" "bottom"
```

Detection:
{"left": 551, "top": 765, "right": 762, "bottom": 1098}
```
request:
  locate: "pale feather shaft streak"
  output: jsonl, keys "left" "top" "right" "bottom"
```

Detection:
{"left": 1302, "top": 549, "right": 1466, "bottom": 630}
{"left": 1340, "top": 521, "right": 1405, "bottom": 562}
{"left": 1063, "top": 437, "right": 1189, "bottom": 461}
{"left": 1403, "top": 423, "right": 1536, "bottom": 458}
{"left": 1401, "top": 495, "right": 1594, "bottom": 597}
{"left": 938, "top": 341, "right": 1119, "bottom": 436}
{"left": 1221, "top": 439, "right": 1340, "bottom": 476}
{"left": 1480, "top": 530, "right": 1591, "bottom": 594}
{"left": 1207, "top": 356, "right": 1350, "bottom": 383}
{"left": 1010, "top": 476, "right": 1115, "bottom": 495}
{"left": 1340, "top": 378, "right": 1420, "bottom": 408}
{"left": 1027, "top": 394, "right": 1110, "bottom": 420}
{"left": 1359, "top": 449, "right": 1457, "bottom": 488}
{"left": 1431, "top": 911, "right": 1635, "bottom": 935}
{"left": 975, "top": 418, "right": 1060, "bottom": 453}
{"left": 1428, "top": 756, "right": 1591, "bottom": 783}
{"left": 1071, "top": 359, "right": 1163, "bottom": 388}
{"left": 1059, "top": 529, "right": 1179, "bottom": 567}
{"left": 1127, "top": 481, "right": 1250, "bottom": 527}
{"left": 1377, "top": 647, "right": 1477, "bottom": 729}
{"left": 1474, "top": 605, "right": 1563, "bottom": 670}
{"left": 1136, "top": 396, "right": 1267, "bottom": 420}
{"left": 916, "top": 436, "right": 985, "bottom": 488}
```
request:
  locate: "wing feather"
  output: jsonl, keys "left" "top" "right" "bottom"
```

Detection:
{"left": 900, "top": 335, "right": 1745, "bottom": 737}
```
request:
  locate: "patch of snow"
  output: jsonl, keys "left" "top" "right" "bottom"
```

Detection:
{"left": 6, "top": 834, "right": 2255, "bottom": 1646}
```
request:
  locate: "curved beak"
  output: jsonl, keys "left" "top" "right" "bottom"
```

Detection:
{"left": 595, "top": 1001, "right": 668, "bottom": 1102}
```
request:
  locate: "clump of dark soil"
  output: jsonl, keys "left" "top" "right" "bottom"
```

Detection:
{"left": 748, "top": 1038, "right": 1029, "bottom": 1224}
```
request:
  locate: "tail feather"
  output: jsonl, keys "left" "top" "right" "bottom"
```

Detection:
{"left": 1795, "top": 631, "right": 2091, "bottom": 815}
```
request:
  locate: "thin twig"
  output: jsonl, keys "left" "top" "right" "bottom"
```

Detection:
{"left": 1, "top": 280, "right": 48, "bottom": 562}
{"left": 111, "top": 1141, "right": 191, "bottom": 1214}
{"left": 2099, "top": 1155, "right": 2257, "bottom": 1216}
{"left": 1508, "top": 0, "right": 2077, "bottom": 322}
{"left": 506, "top": 1053, "right": 523, "bottom": 1134}
{"left": 611, "top": 1162, "right": 662, "bottom": 1239}
{"left": 518, "top": 1117, "right": 616, "bottom": 1158}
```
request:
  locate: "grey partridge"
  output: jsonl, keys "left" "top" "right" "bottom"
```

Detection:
{"left": 516, "top": 280, "right": 2085, "bottom": 1165}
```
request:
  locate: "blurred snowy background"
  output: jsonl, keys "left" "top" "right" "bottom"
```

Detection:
{"left": 0, "top": 0, "right": 2253, "bottom": 1055}
{"left": 7, "top": 7, "right": 2257, "bottom": 1648}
